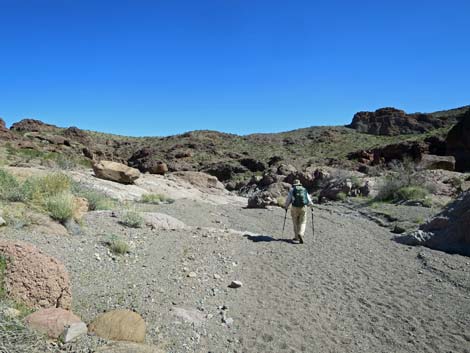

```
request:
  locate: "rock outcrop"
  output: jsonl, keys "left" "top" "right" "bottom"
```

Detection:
{"left": 93, "top": 160, "right": 141, "bottom": 184}
{"left": 0, "top": 240, "right": 72, "bottom": 309}
{"left": 348, "top": 107, "right": 458, "bottom": 136}
{"left": 0, "top": 118, "right": 13, "bottom": 139}
{"left": 396, "top": 191, "right": 470, "bottom": 256}
{"left": 418, "top": 154, "right": 455, "bottom": 171}
{"left": 446, "top": 110, "right": 470, "bottom": 172}
{"left": 10, "top": 118, "right": 58, "bottom": 133}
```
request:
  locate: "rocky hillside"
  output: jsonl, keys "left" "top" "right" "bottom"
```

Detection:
{"left": 1, "top": 105, "right": 469, "bottom": 188}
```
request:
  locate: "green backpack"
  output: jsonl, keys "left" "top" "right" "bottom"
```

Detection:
{"left": 292, "top": 186, "right": 309, "bottom": 207}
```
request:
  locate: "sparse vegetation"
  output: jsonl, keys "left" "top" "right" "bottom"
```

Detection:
{"left": 72, "top": 182, "right": 115, "bottom": 210}
{"left": 0, "top": 255, "right": 6, "bottom": 299}
{"left": 0, "top": 169, "right": 24, "bottom": 202}
{"left": 120, "top": 210, "right": 144, "bottom": 228}
{"left": 106, "top": 235, "right": 130, "bottom": 255}
{"left": 140, "top": 193, "right": 174, "bottom": 205}
{"left": 336, "top": 192, "right": 348, "bottom": 201}
{"left": 44, "top": 192, "right": 75, "bottom": 223}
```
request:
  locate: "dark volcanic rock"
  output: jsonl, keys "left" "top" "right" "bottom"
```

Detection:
{"left": 239, "top": 158, "right": 266, "bottom": 172}
{"left": 10, "top": 119, "right": 58, "bottom": 133}
{"left": 372, "top": 141, "right": 428, "bottom": 164}
{"left": 348, "top": 107, "right": 456, "bottom": 136}
{"left": 203, "top": 162, "right": 247, "bottom": 182}
{"left": 63, "top": 127, "right": 90, "bottom": 145}
{"left": 446, "top": 110, "right": 470, "bottom": 172}
{"left": 396, "top": 191, "right": 470, "bottom": 256}
{"left": 418, "top": 154, "right": 455, "bottom": 171}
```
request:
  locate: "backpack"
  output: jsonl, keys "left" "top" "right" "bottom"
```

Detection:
{"left": 292, "top": 186, "right": 309, "bottom": 207}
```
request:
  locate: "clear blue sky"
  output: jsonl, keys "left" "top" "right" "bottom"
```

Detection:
{"left": 0, "top": 0, "right": 469, "bottom": 136}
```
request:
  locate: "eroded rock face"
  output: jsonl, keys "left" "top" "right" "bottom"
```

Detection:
{"left": 447, "top": 110, "right": 470, "bottom": 172}
{"left": 418, "top": 154, "right": 455, "bottom": 171}
{"left": 93, "top": 160, "right": 141, "bottom": 184}
{"left": 0, "top": 118, "right": 13, "bottom": 140}
{"left": 348, "top": 107, "right": 456, "bottom": 136}
{"left": 172, "top": 171, "right": 225, "bottom": 192}
{"left": 0, "top": 240, "right": 72, "bottom": 309}
{"left": 10, "top": 119, "right": 58, "bottom": 133}
{"left": 89, "top": 309, "right": 146, "bottom": 343}
{"left": 396, "top": 191, "right": 470, "bottom": 256}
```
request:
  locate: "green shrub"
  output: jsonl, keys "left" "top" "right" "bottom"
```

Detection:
{"left": 45, "top": 192, "right": 75, "bottom": 223}
{"left": 120, "top": 210, "right": 144, "bottom": 228}
{"left": 106, "top": 235, "right": 129, "bottom": 255}
{"left": 0, "top": 255, "right": 6, "bottom": 299}
{"left": 0, "top": 169, "right": 25, "bottom": 202}
{"left": 140, "top": 193, "right": 174, "bottom": 204}
{"left": 72, "top": 183, "right": 115, "bottom": 210}
{"left": 336, "top": 192, "right": 347, "bottom": 201}
{"left": 395, "top": 186, "right": 429, "bottom": 202}
{"left": 2, "top": 204, "right": 34, "bottom": 229}
{"left": 22, "top": 173, "right": 72, "bottom": 204}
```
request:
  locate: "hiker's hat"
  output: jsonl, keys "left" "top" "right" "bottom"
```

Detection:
{"left": 293, "top": 179, "right": 302, "bottom": 186}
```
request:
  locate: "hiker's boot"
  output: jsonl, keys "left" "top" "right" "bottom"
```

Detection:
{"left": 298, "top": 235, "right": 304, "bottom": 244}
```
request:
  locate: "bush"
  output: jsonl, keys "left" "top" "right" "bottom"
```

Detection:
{"left": 72, "top": 183, "right": 114, "bottom": 210}
{"left": 106, "top": 235, "right": 129, "bottom": 255}
{"left": 0, "top": 169, "right": 25, "bottom": 202}
{"left": 336, "top": 192, "right": 347, "bottom": 201}
{"left": 45, "top": 192, "right": 75, "bottom": 223}
{"left": 0, "top": 255, "right": 6, "bottom": 299}
{"left": 120, "top": 210, "right": 144, "bottom": 228}
{"left": 1, "top": 204, "right": 34, "bottom": 229}
{"left": 22, "top": 173, "right": 72, "bottom": 204}
{"left": 140, "top": 193, "right": 174, "bottom": 204}
{"left": 395, "top": 186, "right": 429, "bottom": 202}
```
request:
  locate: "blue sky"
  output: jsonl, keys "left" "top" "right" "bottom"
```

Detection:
{"left": 0, "top": 0, "right": 469, "bottom": 136}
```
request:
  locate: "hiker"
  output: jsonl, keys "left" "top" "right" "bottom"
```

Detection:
{"left": 285, "top": 179, "right": 313, "bottom": 244}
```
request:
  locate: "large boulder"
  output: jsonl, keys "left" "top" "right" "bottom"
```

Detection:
{"left": 24, "top": 308, "right": 83, "bottom": 339}
{"left": 396, "top": 191, "right": 470, "bottom": 256}
{"left": 348, "top": 107, "right": 457, "bottom": 136}
{"left": 172, "top": 171, "right": 225, "bottom": 192}
{"left": 418, "top": 154, "right": 455, "bottom": 171}
{"left": 446, "top": 110, "right": 470, "bottom": 172}
{"left": 127, "top": 148, "right": 167, "bottom": 174}
{"left": 247, "top": 182, "right": 291, "bottom": 208}
{"left": 0, "top": 240, "right": 72, "bottom": 309}
{"left": 239, "top": 158, "right": 266, "bottom": 172}
{"left": 93, "top": 160, "right": 140, "bottom": 184}
{"left": 89, "top": 309, "right": 146, "bottom": 343}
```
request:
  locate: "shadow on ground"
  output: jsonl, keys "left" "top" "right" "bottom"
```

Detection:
{"left": 243, "top": 234, "right": 295, "bottom": 244}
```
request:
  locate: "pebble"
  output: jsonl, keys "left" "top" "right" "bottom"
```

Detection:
{"left": 94, "top": 253, "right": 102, "bottom": 261}
{"left": 213, "top": 274, "right": 221, "bottom": 280}
{"left": 187, "top": 272, "right": 197, "bottom": 278}
{"left": 229, "top": 280, "right": 243, "bottom": 288}
{"left": 61, "top": 322, "right": 88, "bottom": 343}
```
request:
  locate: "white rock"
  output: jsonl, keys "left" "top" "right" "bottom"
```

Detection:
{"left": 61, "top": 322, "right": 88, "bottom": 343}
{"left": 187, "top": 272, "right": 197, "bottom": 278}
{"left": 0, "top": 216, "right": 6, "bottom": 226}
{"left": 213, "top": 274, "right": 221, "bottom": 280}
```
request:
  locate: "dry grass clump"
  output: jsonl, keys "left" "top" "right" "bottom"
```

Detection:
{"left": 106, "top": 235, "right": 130, "bottom": 255}
{"left": 120, "top": 210, "right": 144, "bottom": 228}
{"left": 140, "top": 193, "right": 174, "bottom": 204}
{"left": 72, "top": 182, "right": 115, "bottom": 210}
{"left": 0, "top": 169, "right": 25, "bottom": 202}
{"left": 44, "top": 192, "right": 75, "bottom": 223}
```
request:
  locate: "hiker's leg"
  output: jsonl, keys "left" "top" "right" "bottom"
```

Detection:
{"left": 291, "top": 207, "right": 300, "bottom": 240}
{"left": 298, "top": 207, "right": 307, "bottom": 237}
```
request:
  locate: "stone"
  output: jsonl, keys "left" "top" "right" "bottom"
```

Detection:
{"left": 418, "top": 154, "right": 455, "bottom": 171}
{"left": 24, "top": 308, "right": 82, "bottom": 339}
{"left": 89, "top": 309, "right": 146, "bottom": 343}
{"left": 96, "top": 342, "right": 164, "bottom": 353}
{"left": 173, "top": 307, "right": 206, "bottom": 326}
{"left": 172, "top": 171, "right": 225, "bottom": 192}
{"left": 395, "top": 191, "right": 470, "bottom": 256}
{"left": 187, "top": 272, "right": 197, "bottom": 278}
{"left": 447, "top": 109, "right": 470, "bottom": 172}
{"left": 0, "top": 240, "right": 72, "bottom": 309}
{"left": 149, "top": 162, "right": 168, "bottom": 175}
{"left": 143, "top": 212, "right": 187, "bottom": 230}
{"left": 239, "top": 158, "right": 266, "bottom": 172}
{"left": 92, "top": 160, "right": 140, "bottom": 184}
{"left": 0, "top": 216, "right": 5, "bottom": 226}
{"left": 229, "top": 280, "right": 243, "bottom": 288}
{"left": 61, "top": 322, "right": 88, "bottom": 343}
{"left": 73, "top": 196, "right": 89, "bottom": 221}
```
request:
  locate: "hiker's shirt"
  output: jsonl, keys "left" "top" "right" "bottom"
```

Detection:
{"left": 285, "top": 188, "right": 313, "bottom": 208}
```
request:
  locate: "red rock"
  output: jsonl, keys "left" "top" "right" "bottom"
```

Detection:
{"left": 24, "top": 308, "right": 82, "bottom": 338}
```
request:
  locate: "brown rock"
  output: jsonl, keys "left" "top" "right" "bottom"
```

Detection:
{"left": 24, "top": 308, "right": 82, "bottom": 339}
{"left": 0, "top": 240, "right": 72, "bottom": 309}
{"left": 73, "top": 197, "right": 89, "bottom": 221}
{"left": 172, "top": 171, "right": 225, "bottom": 192}
{"left": 10, "top": 119, "right": 58, "bottom": 133}
{"left": 446, "top": 110, "right": 470, "bottom": 172}
{"left": 89, "top": 309, "right": 146, "bottom": 343}
{"left": 348, "top": 107, "right": 456, "bottom": 136}
{"left": 92, "top": 160, "right": 140, "bottom": 184}
{"left": 149, "top": 162, "right": 168, "bottom": 175}
{"left": 418, "top": 154, "right": 455, "bottom": 171}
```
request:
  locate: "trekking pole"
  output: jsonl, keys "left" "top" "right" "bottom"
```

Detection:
{"left": 311, "top": 207, "right": 315, "bottom": 242}
{"left": 281, "top": 208, "right": 288, "bottom": 237}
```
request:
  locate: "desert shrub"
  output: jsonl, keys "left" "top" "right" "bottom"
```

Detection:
{"left": 106, "top": 235, "right": 129, "bottom": 255}
{"left": 395, "top": 186, "right": 429, "bottom": 202}
{"left": 1, "top": 204, "right": 34, "bottom": 229}
{"left": 120, "top": 210, "right": 144, "bottom": 228}
{"left": 54, "top": 155, "right": 77, "bottom": 170}
{"left": 336, "top": 192, "right": 347, "bottom": 201}
{"left": 72, "top": 183, "right": 115, "bottom": 210}
{"left": 276, "top": 196, "right": 286, "bottom": 208}
{"left": 0, "top": 255, "right": 6, "bottom": 299}
{"left": 44, "top": 192, "right": 75, "bottom": 223}
{"left": 22, "top": 173, "right": 72, "bottom": 204}
{"left": 0, "top": 169, "right": 25, "bottom": 202}
{"left": 140, "top": 193, "right": 169, "bottom": 204}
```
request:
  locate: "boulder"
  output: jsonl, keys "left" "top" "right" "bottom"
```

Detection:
{"left": 149, "top": 162, "right": 168, "bottom": 175}
{"left": 396, "top": 191, "right": 470, "bottom": 256}
{"left": 247, "top": 182, "right": 291, "bottom": 208}
{"left": 446, "top": 110, "right": 470, "bottom": 172}
{"left": 239, "top": 158, "right": 266, "bottom": 172}
{"left": 277, "top": 164, "right": 297, "bottom": 176}
{"left": 172, "top": 171, "right": 225, "bottom": 192}
{"left": 24, "top": 308, "right": 82, "bottom": 339}
{"left": 93, "top": 160, "right": 140, "bottom": 184}
{"left": 73, "top": 196, "right": 89, "bottom": 221}
{"left": 418, "top": 154, "right": 455, "bottom": 171}
{"left": 89, "top": 309, "right": 146, "bottom": 343}
{"left": 348, "top": 107, "right": 457, "bottom": 135}
{"left": 143, "top": 212, "right": 187, "bottom": 230}
{"left": 202, "top": 162, "right": 247, "bottom": 181}
{"left": 96, "top": 342, "right": 164, "bottom": 353}
{"left": 0, "top": 240, "right": 72, "bottom": 309}
{"left": 61, "top": 322, "right": 88, "bottom": 343}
